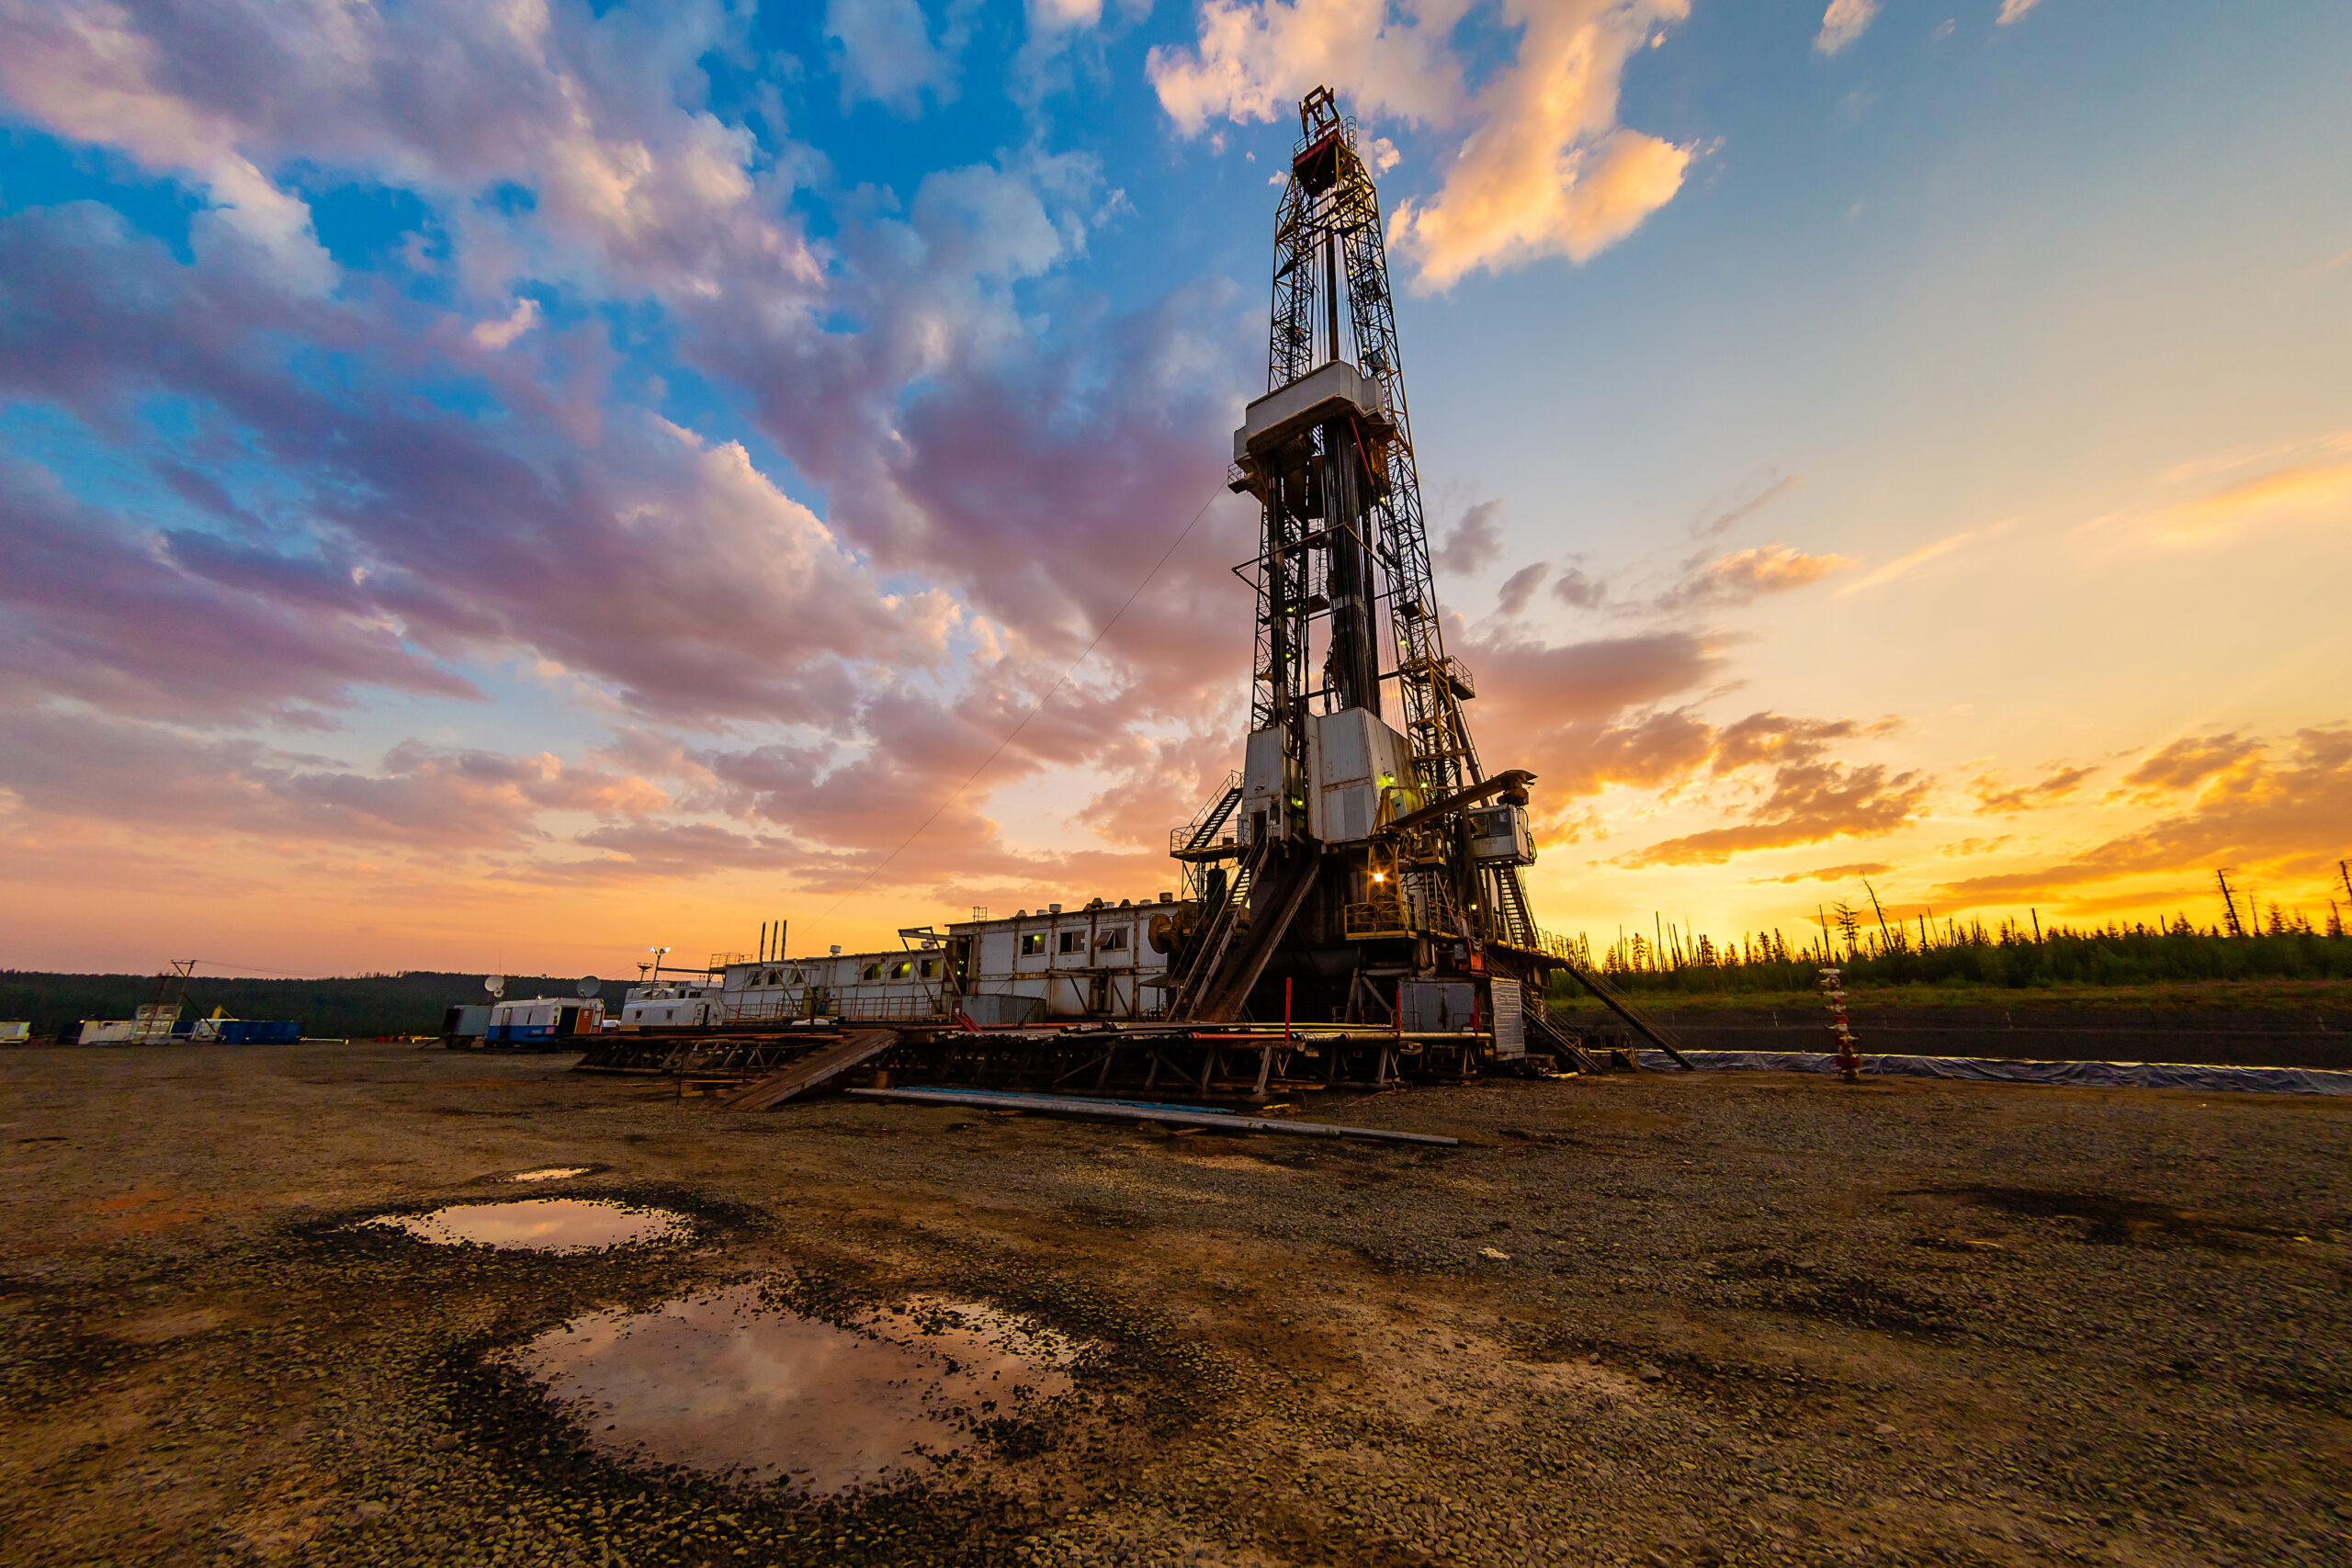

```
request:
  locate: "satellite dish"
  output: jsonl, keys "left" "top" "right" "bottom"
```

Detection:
{"left": 575, "top": 976, "right": 601, "bottom": 999}
{"left": 484, "top": 975, "right": 506, "bottom": 998}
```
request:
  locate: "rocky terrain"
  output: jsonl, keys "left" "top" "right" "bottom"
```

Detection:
{"left": 3, "top": 1042, "right": 2347, "bottom": 1566}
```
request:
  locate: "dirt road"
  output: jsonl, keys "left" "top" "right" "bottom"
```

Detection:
{"left": 3, "top": 1043, "right": 2346, "bottom": 1566}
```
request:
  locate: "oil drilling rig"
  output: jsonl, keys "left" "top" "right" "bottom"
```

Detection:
{"left": 1158, "top": 85, "right": 1678, "bottom": 1074}
{"left": 579, "top": 86, "right": 1682, "bottom": 1098}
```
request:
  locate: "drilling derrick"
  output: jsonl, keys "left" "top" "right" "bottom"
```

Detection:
{"left": 1167, "top": 85, "right": 1555, "bottom": 1053}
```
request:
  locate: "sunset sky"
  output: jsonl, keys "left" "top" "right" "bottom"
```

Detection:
{"left": 3, "top": 0, "right": 2348, "bottom": 980}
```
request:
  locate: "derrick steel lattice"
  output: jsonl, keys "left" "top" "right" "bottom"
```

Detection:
{"left": 1245, "top": 85, "right": 1535, "bottom": 947}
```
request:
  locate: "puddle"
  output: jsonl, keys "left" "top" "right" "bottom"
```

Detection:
{"left": 506, "top": 1284, "right": 1078, "bottom": 1492}
{"left": 510, "top": 1167, "right": 594, "bottom": 1183}
{"left": 368, "top": 1199, "right": 691, "bottom": 1253}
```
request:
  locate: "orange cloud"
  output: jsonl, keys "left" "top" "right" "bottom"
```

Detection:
{"left": 1154, "top": 1, "right": 1700, "bottom": 292}
{"left": 1971, "top": 764, "right": 2094, "bottom": 814}
{"left": 1934, "top": 726, "right": 2352, "bottom": 908}
{"left": 1752, "top": 861, "right": 1894, "bottom": 885}
{"left": 1836, "top": 529, "right": 1977, "bottom": 596}
{"left": 1389, "top": 1, "right": 1693, "bottom": 289}
{"left": 1657, "top": 544, "right": 1853, "bottom": 610}
{"left": 2109, "top": 732, "right": 2263, "bottom": 802}
{"left": 2154, "top": 459, "right": 2352, "bottom": 544}
{"left": 1615, "top": 761, "right": 1932, "bottom": 867}
{"left": 1934, "top": 835, "right": 2012, "bottom": 857}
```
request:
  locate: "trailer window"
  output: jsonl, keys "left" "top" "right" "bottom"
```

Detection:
{"left": 890, "top": 960, "right": 912, "bottom": 979}
{"left": 1021, "top": 932, "right": 1046, "bottom": 956}
{"left": 862, "top": 963, "right": 882, "bottom": 981}
{"left": 1058, "top": 931, "right": 1084, "bottom": 954}
{"left": 919, "top": 958, "right": 939, "bottom": 978}
{"left": 1097, "top": 928, "right": 1128, "bottom": 952}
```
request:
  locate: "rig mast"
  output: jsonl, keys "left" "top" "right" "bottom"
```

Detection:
{"left": 1167, "top": 86, "right": 1546, "bottom": 1033}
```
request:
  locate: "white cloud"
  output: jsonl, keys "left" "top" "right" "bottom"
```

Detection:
{"left": 1815, "top": 0, "right": 1881, "bottom": 55}
{"left": 1146, "top": 0, "right": 1466, "bottom": 135}
{"left": 469, "top": 297, "right": 543, "bottom": 350}
{"left": 1996, "top": 0, "right": 2045, "bottom": 23}
{"left": 826, "top": 0, "right": 967, "bottom": 115}
{"left": 0, "top": 6, "right": 334, "bottom": 291}
{"left": 0, "top": 0, "right": 826, "bottom": 314}
{"left": 1029, "top": 0, "right": 1103, "bottom": 32}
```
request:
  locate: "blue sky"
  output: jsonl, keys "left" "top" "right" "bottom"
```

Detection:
{"left": 2, "top": 0, "right": 2348, "bottom": 976}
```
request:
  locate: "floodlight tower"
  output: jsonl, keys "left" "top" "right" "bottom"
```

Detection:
{"left": 1170, "top": 85, "right": 1546, "bottom": 1031}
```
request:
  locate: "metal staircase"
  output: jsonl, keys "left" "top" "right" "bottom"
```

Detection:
{"left": 1169, "top": 846, "right": 1257, "bottom": 1020}
{"left": 1172, "top": 773, "right": 1245, "bottom": 855}
{"left": 1493, "top": 866, "right": 1539, "bottom": 949}
{"left": 1186, "top": 842, "right": 1321, "bottom": 1022}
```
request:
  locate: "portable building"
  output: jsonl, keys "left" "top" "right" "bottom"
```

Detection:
{"left": 696, "top": 895, "right": 1184, "bottom": 1028}
{"left": 488, "top": 997, "right": 606, "bottom": 1043}
{"left": 616, "top": 984, "right": 720, "bottom": 1030}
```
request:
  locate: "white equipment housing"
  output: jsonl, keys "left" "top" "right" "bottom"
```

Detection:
{"left": 1233, "top": 360, "right": 1388, "bottom": 466}
{"left": 1465, "top": 802, "right": 1536, "bottom": 866}
{"left": 1307, "top": 708, "right": 1417, "bottom": 843}
{"left": 1239, "top": 710, "right": 1417, "bottom": 847}
{"left": 1239, "top": 727, "right": 1293, "bottom": 845}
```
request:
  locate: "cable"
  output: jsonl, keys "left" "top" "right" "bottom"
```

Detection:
{"left": 804, "top": 481, "right": 1230, "bottom": 938}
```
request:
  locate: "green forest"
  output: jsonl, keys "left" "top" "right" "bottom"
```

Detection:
{"left": 0, "top": 971, "right": 630, "bottom": 1043}
{"left": 1545, "top": 899, "right": 2352, "bottom": 1006}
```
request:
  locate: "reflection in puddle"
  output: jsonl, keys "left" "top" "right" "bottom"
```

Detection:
{"left": 369, "top": 1199, "right": 690, "bottom": 1252}
{"left": 510, "top": 1167, "right": 594, "bottom": 1183}
{"left": 508, "top": 1285, "right": 1077, "bottom": 1492}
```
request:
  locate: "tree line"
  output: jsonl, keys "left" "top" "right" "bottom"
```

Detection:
{"left": 1563, "top": 895, "right": 2352, "bottom": 998}
{"left": 0, "top": 971, "right": 630, "bottom": 1043}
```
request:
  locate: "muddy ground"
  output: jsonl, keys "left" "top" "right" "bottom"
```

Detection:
{"left": 2, "top": 1043, "right": 2347, "bottom": 1568}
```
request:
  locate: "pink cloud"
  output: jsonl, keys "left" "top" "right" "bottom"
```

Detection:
{"left": 0, "top": 456, "right": 476, "bottom": 723}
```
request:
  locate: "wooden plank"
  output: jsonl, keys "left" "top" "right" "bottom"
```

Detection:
{"left": 718, "top": 1029, "right": 899, "bottom": 1111}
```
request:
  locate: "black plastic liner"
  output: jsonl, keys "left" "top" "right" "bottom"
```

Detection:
{"left": 1634, "top": 1048, "right": 2352, "bottom": 1096}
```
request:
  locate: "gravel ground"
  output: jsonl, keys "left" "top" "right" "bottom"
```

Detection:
{"left": 3, "top": 1042, "right": 2347, "bottom": 1567}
